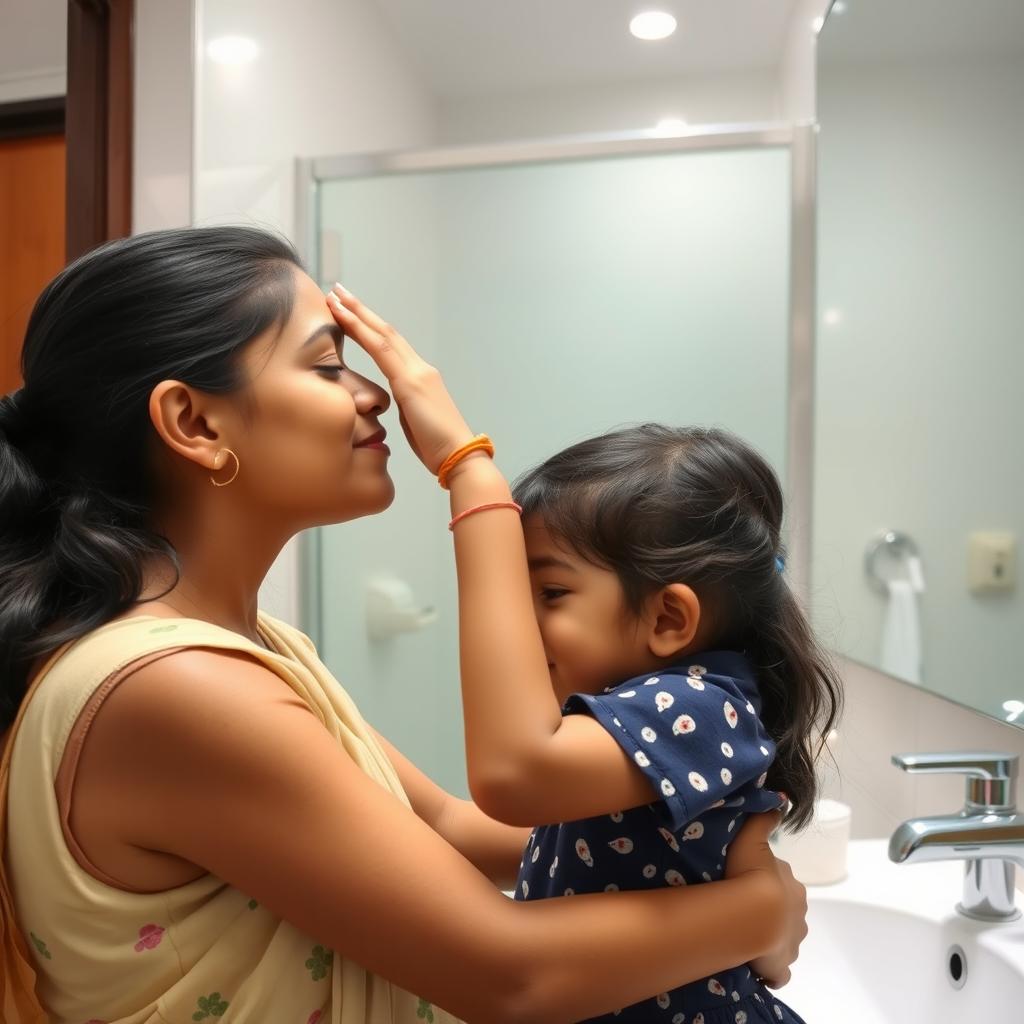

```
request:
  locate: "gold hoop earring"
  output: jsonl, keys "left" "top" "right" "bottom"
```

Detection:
{"left": 210, "top": 448, "right": 240, "bottom": 487}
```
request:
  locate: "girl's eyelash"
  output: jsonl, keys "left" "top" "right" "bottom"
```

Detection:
{"left": 315, "top": 365, "right": 345, "bottom": 379}
{"left": 540, "top": 588, "right": 568, "bottom": 600}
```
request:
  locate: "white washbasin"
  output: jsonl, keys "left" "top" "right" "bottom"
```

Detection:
{"left": 783, "top": 839, "right": 1024, "bottom": 1022}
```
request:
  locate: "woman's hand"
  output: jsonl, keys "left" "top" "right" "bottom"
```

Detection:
{"left": 724, "top": 811, "right": 808, "bottom": 988}
{"left": 326, "top": 284, "right": 475, "bottom": 474}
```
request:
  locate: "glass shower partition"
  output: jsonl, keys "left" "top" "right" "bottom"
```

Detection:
{"left": 296, "top": 126, "right": 804, "bottom": 794}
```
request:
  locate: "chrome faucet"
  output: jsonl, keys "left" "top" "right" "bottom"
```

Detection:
{"left": 889, "top": 752, "right": 1024, "bottom": 922}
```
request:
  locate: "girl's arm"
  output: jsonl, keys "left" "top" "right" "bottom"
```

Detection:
{"left": 448, "top": 455, "right": 668, "bottom": 824}
{"left": 80, "top": 649, "right": 800, "bottom": 1024}
{"left": 371, "top": 726, "right": 532, "bottom": 889}
{"left": 329, "top": 289, "right": 674, "bottom": 827}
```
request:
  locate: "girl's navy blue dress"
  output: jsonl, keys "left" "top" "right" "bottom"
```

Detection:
{"left": 515, "top": 652, "right": 808, "bottom": 1024}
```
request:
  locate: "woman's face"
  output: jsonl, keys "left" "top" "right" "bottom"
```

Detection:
{"left": 229, "top": 267, "right": 395, "bottom": 529}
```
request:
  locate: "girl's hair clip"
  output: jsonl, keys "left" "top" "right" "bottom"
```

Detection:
{"left": 775, "top": 555, "right": 786, "bottom": 574}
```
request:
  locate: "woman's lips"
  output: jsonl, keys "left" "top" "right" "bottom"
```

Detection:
{"left": 355, "top": 428, "right": 388, "bottom": 451}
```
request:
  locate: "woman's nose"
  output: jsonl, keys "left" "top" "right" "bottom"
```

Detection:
{"left": 351, "top": 372, "right": 391, "bottom": 414}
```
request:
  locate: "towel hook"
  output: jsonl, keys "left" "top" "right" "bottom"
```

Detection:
{"left": 865, "top": 529, "right": 924, "bottom": 595}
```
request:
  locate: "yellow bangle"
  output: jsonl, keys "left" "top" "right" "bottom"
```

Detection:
{"left": 437, "top": 434, "right": 495, "bottom": 489}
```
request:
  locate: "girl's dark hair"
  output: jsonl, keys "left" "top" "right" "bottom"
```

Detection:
{"left": 0, "top": 226, "right": 302, "bottom": 732}
{"left": 512, "top": 423, "right": 842, "bottom": 832}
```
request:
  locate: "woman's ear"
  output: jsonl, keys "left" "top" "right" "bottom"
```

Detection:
{"left": 148, "top": 380, "right": 223, "bottom": 472}
{"left": 644, "top": 583, "right": 701, "bottom": 659}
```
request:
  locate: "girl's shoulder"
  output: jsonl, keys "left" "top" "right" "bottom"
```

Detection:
{"left": 588, "top": 651, "right": 761, "bottom": 706}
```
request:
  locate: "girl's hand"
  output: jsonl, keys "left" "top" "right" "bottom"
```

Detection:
{"left": 724, "top": 811, "right": 808, "bottom": 988}
{"left": 326, "top": 284, "right": 475, "bottom": 474}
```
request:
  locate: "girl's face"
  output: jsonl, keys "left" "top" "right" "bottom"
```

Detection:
{"left": 524, "top": 515, "right": 663, "bottom": 704}
{"left": 229, "top": 268, "right": 395, "bottom": 528}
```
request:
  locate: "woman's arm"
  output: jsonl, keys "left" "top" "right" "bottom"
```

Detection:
{"left": 77, "top": 649, "right": 798, "bottom": 1024}
{"left": 371, "top": 726, "right": 532, "bottom": 889}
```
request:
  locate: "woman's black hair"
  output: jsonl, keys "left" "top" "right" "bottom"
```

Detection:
{"left": 0, "top": 226, "right": 303, "bottom": 732}
{"left": 512, "top": 423, "right": 842, "bottom": 832}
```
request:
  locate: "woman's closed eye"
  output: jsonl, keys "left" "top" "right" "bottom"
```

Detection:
{"left": 539, "top": 587, "right": 570, "bottom": 602}
{"left": 314, "top": 362, "right": 346, "bottom": 380}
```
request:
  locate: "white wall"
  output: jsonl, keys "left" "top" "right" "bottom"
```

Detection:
{"left": 777, "top": 0, "right": 831, "bottom": 121}
{"left": 195, "top": 0, "right": 438, "bottom": 239}
{"left": 437, "top": 70, "right": 781, "bottom": 145}
{"left": 133, "top": 0, "right": 193, "bottom": 232}
{"left": 186, "top": 0, "right": 440, "bottom": 622}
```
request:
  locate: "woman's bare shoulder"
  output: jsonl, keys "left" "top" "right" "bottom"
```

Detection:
{"left": 68, "top": 646, "right": 313, "bottom": 890}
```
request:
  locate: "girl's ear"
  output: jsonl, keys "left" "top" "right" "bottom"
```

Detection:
{"left": 644, "top": 583, "right": 701, "bottom": 659}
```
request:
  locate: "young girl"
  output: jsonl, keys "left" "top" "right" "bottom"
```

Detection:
{"left": 500, "top": 424, "right": 842, "bottom": 1023}
{"left": 330, "top": 292, "right": 839, "bottom": 1023}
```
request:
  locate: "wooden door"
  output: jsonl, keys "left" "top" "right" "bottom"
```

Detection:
{"left": 0, "top": 133, "right": 66, "bottom": 395}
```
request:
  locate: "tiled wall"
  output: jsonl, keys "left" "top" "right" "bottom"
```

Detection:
{"left": 821, "top": 656, "right": 1024, "bottom": 889}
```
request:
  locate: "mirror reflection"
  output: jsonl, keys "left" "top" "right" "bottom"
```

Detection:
{"left": 812, "top": 0, "right": 1024, "bottom": 725}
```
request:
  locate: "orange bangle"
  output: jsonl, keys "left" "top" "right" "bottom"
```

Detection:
{"left": 437, "top": 434, "right": 495, "bottom": 489}
{"left": 448, "top": 501, "right": 523, "bottom": 531}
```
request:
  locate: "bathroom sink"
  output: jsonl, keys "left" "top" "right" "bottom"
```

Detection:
{"left": 783, "top": 839, "right": 1024, "bottom": 1022}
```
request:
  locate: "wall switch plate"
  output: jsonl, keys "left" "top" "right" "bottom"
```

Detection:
{"left": 968, "top": 531, "right": 1016, "bottom": 594}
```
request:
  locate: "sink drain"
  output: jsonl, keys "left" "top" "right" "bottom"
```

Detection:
{"left": 946, "top": 944, "right": 968, "bottom": 990}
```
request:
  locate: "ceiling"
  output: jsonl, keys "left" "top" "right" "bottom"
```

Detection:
{"left": 0, "top": 0, "right": 66, "bottom": 84}
{"left": 370, "top": 0, "right": 801, "bottom": 99}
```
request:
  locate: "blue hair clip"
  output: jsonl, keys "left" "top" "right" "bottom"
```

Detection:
{"left": 775, "top": 555, "right": 785, "bottom": 574}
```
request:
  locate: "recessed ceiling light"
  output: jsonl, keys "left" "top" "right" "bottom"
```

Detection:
{"left": 207, "top": 36, "right": 260, "bottom": 65}
{"left": 832, "top": 1, "right": 848, "bottom": 13}
{"left": 652, "top": 118, "right": 689, "bottom": 138}
{"left": 630, "top": 12, "right": 678, "bottom": 41}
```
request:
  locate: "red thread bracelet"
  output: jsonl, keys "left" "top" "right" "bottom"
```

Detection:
{"left": 448, "top": 501, "right": 523, "bottom": 531}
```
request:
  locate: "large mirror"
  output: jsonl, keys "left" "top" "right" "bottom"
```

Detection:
{"left": 812, "top": 0, "right": 1024, "bottom": 725}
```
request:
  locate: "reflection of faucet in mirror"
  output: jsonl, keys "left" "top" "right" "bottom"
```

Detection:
{"left": 889, "top": 752, "right": 1024, "bottom": 922}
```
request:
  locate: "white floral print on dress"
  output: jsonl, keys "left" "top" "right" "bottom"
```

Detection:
{"left": 658, "top": 827, "right": 680, "bottom": 852}
{"left": 672, "top": 714, "right": 696, "bottom": 735}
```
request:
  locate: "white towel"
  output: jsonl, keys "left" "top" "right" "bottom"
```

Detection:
{"left": 881, "top": 578, "right": 922, "bottom": 683}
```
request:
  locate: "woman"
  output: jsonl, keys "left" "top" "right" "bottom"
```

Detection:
{"left": 0, "top": 227, "right": 806, "bottom": 1024}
